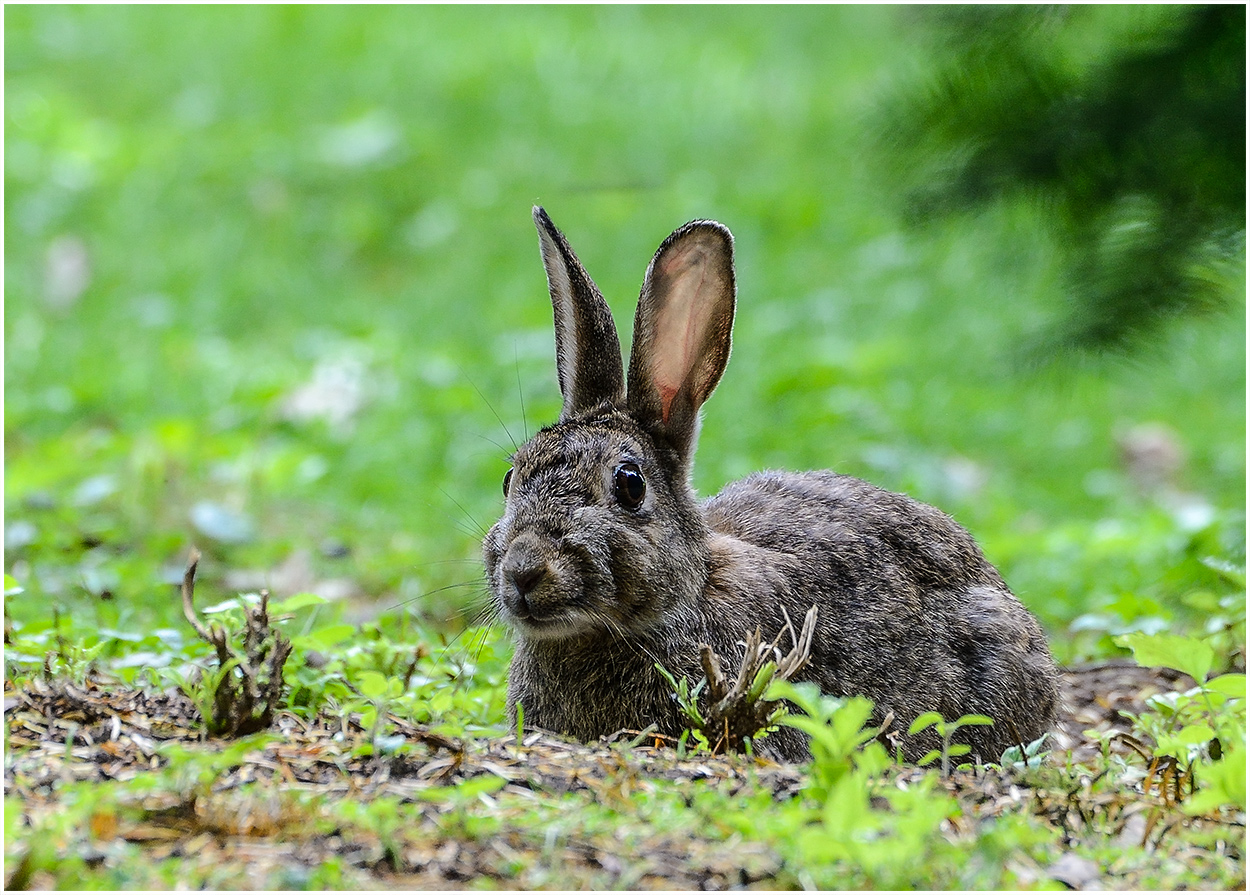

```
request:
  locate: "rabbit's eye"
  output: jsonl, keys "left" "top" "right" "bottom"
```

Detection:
{"left": 613, "top": 462, "right": 646, "bottom": 510}
{"left": 502, "top": 467, "right": 513, "bottom": 496}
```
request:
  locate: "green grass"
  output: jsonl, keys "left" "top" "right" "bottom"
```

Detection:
{"left": 5, "top": 6, "right": 1245, "bottom": 647}
{"left": 4, "top": 6, "right": 1246, "bottom": 889}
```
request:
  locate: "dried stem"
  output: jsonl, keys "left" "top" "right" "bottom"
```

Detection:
{"left": 692, "top": 606, "right": 819, "bottom": 754}
{"left": 177, "top": 547, "right": 292, "bottom": 736}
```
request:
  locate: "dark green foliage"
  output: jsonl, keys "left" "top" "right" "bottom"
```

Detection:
{"left": 885, "top": 6, "right": 1246, "bottom": 354}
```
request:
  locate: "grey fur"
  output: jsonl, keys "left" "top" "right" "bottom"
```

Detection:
{"left": 483, "top": 208, "right": 1060, "bottom": 763}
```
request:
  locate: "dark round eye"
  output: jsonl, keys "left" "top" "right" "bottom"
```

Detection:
{"left": 613, "top": 462, "right": 646, "bottom": 510}
{"left": 502, "top": 467, "right": 513, "bottom": 496}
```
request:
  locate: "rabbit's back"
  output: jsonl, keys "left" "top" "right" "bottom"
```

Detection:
{"left": 701, "top": 470, "right": 1059, "bottom": 759}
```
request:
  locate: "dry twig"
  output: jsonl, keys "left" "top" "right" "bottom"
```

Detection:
{"left": 180, "top": 548, "right": 293, "bottom": 736}
{"left": 694, "top": 606, "right": 818, "bottom": 754}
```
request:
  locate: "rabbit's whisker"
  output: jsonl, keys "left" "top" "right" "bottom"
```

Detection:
{"left": 386, "top": 579, "right": 485, "bottom": 613}
{"left": 473, "top": 432, "right": 515, "bottom": 458}
{"left": 456, "top": 361, "right": 519, "bottom": 452}
{"left": 594, "top": 612, "right": 665, "bottom": 672}
{"left": 514, "top": 342, "right": 529, "bottom": 440}
{"left": 438, "top": 488, "right": 491, "bottom": 539}
{"left": 468, "top": 621, "right": 499, "bottom": 667}
{"left": 406, "top": 558, "right": 486, "bottom": 569}
{"left": 438, "top": 599, "right": 503, "bottom": 670}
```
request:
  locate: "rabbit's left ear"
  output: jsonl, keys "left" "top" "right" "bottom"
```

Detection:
{"left": 534, "top": 207, "right": 626, "bottom": 420}
{"left": 627, "top": 221, "right": 735, "bottom": 462}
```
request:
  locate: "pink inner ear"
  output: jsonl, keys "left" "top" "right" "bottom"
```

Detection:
{"left": 650, "top": 242, "right": 714, "bottom": 423}
{"left": 658, "top": 384, "right": 678, "bottom": 424}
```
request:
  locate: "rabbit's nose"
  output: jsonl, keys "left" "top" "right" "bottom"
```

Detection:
{"left": 508, "top": 563, "right": 547, "bottom": 597}
{"left": 501, "top": 550, "right": 550, "bottom": 617}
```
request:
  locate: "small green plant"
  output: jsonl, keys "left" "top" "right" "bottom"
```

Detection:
{"left": 177, "top": 549, "right": 292, "bottom": 736}
{"left": 154, "top": 735, "right": 280, "bottom": 795}
{"left": 656, "top": 607, "right": 817, "bottom": 755}
{"left": 353, "top": 669, "right": 401, "bottom": 749}
{"left": 907, "top": 712, "right": 996, "bottom": 776}
{"left": 655, "top": 664, "right": 714, "bottom": 753}
{"left": 762, "top": 683, "right": 987, "bottom": 889}
{"left": 656, "top": 647, "right": 781, "bottom": 754}
{"left": 1115, "top": 629, "right": 1246, "bottom": 810}
{"left": 995, "top": 733, "right": 1051, "bottom": 773}
{"left": 769, "top": 681, "right": 889, "bottom": 797}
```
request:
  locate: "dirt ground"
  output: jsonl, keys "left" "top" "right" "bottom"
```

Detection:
{"left": 2, "top": 661, "right": 1232, "bottom": 889}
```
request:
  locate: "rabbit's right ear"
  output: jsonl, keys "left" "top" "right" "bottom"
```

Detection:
{"left": 533, "top": 207, "right": 626, "bottom": 420}
{"left": 627, "top": 221, "right": 736, "bottom": 463}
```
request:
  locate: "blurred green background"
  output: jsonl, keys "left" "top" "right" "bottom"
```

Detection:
{"left": 4, "top": 6, "right": 1244, "bottom": 664}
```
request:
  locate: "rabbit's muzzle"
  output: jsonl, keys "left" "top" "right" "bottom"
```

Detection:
{"left": 498, "top": 536, "right": 552, "bottom": 621}
{"left": 489, "top": 528, "right": 600, "bottom": 639}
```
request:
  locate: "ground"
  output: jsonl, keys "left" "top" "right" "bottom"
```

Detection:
{"left": 4, "top": 659, "right": 1242, "bottom": 890}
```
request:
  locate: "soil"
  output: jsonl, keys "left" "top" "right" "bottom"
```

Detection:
{"left": 1, "top": 662, "right": 1234, "bottom": 889}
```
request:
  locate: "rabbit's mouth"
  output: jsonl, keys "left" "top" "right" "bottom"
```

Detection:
{"left": 507, "top": 611, "right": 592, "bottom": 641}
{"left": 494, "top": 563, "right": 591, "bottom": 640}
{"left": 503, "top": 590, "right": 612, "bottom": 641}
{"left": 505, "top": 593, "right": 656, "bottom": 643}
{"left": 502, "top": 580, "right": 635, "bottom": 642}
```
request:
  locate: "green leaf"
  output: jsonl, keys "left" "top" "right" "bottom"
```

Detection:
{"left": 1173, "top": 723, "right": 1217, "bottom": 747}
{"left": 746, "top": 660, "right": 778, "bottom": 704}
{"left": 855, "top": 740, "right": 891, "bottom": 776}
{"left": 954, "top": 714, "right": 995, "bottom": 727}
{"left": 776, "top": 713, "right": 842, "bottom": 755}
{"left": 269, "top": 592, "right": 328, "bottom": 614}
{"left": 357, "top": 671, "right": 389, "bottom": 700}
{"left": 917, "top": 749, "right": 942, "bottom": 766}
{"left": 767, "top": 680, "right": 824, "bottom": 718}
{"left": 1115, "top": 631, "right": 1215, "bottom": 684}
{"left": 293, "top": 624, "right": 357, "bottom": 652}
{"left": 1206, "top": 674, "right": 1246, "bottom": 700}
{"left": 4, "top": 575, "right": 23, "bottom": 597}
{"left": 908, "top": 711, "right": 944, "bottom": 736}
{"left": 946, "top": 744, "right": 972, "bottom": 757}
{"left": 1184, "top": 745, "right": 1247, "bottom": 814}
{"left": 654, "top": 663, "right": 681, "bottom": 694}
{"left": 1199, "top": 556, "right": 1246, "bottom": 589}
{"left": 5, "top": 797, "right": 24, "bottom": 855}
{"left": 821, "top": 773, "right": 875, "bottom": 839}
{"left": 415, "top": 774, "right": 506, "bottom": 804}
{"left": 998, "top": 744, "right": 1025, "bottom": 765}
{"left": 830, "top": 698, "right": 879, "bottom": 750}
{"left": 681, "top": 704, "right": 707, "bottom": 728}
{"left": 1156, "top": 725, "right": 1217, "bottom": 761}
{"left": 1025, "top": 734, "right": 1050, "bottom": 756}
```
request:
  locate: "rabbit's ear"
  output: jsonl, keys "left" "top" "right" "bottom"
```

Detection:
{"left": 627, "top": 221, "right": 735, "bottom": 460}
{"left": 534, "top": 207, "right": 626, "bottom": 420}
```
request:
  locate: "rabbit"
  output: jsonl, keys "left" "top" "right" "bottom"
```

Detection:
{"left": 482, "top": 206, "right": 1060, "bottom": 763}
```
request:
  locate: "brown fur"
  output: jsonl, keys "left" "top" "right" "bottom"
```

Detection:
{"left": 482, "top": 208, "right": 1059, "bottom": 763}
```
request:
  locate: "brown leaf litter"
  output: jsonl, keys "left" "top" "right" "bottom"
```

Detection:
{"left": 3, "top": 661, "right": 1243, "bottom": 889}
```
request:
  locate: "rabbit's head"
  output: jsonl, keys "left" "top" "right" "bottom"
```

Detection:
{"left": 483, "top": 208, "right": 736, "bottom": 641}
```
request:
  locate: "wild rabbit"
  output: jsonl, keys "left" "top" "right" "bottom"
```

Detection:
{"left": 482, "top": 207, "right": 1059, "bottom": 763}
